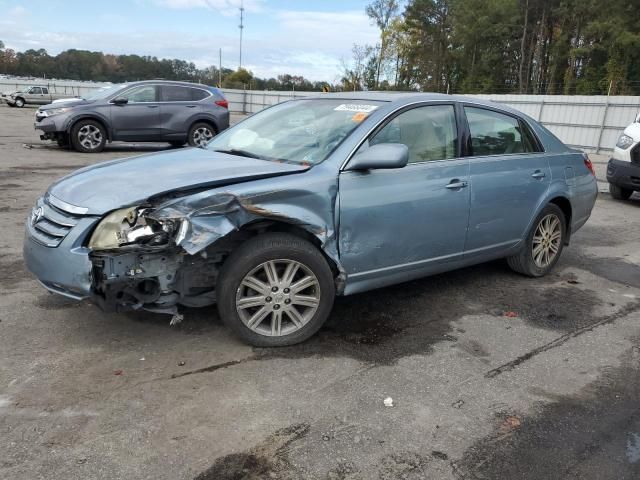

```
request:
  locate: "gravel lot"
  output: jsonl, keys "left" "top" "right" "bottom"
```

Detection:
{"left": 1, "top": 103, "right": 640, "bottom": 480}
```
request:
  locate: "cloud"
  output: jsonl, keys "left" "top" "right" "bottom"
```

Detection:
{"left": 7, "top": 5, "right": 27, "bottom": 16}
{"left": 156, "top": 0, "right": 263, "bottom": 16}
{"left": 0, "top": 6, "right": 379, "bottom": 82}
{"left": 275, "top": 10, "right": 378, "bottom": 50}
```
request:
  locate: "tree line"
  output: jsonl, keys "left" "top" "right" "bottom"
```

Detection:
{"left": 0, "top": 41, "right": 330, "bottom": 91}
{"left": 3, "top": 0, "right": 640, "bottom": 97}
{"left": 342, "top": 0, "right": 640, "bottom": 95}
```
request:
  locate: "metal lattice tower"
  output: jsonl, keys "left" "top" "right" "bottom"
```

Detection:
{"left": 239, "top": 0, "right": 244, "bottom": 70}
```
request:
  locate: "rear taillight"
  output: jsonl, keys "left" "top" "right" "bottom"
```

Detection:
{"left": 583, "top": 154, "right": 596, "bottom": 176}
{"left": 215, "top": 99, "right": 228, "bottom": 109}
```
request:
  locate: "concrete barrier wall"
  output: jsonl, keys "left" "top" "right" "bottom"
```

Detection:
{"left": 3, "top": 78, "right": 637, "bottom": 152}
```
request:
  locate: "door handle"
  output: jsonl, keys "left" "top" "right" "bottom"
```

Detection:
{"left": 531, "top": 170, "right": 546, "bottom": 179}
{"left": 147, "top": 105, "right": 159, "bottom": 108}
{"left": 185, "top": 105, "right": 197, "bottom": 108}
{"left": 445, "top": 179, "right": 468, "bottom": 189}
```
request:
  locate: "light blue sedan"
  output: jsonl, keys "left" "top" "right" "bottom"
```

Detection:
{"left": 23, "top": 93, "right": 598, "bottom": 346}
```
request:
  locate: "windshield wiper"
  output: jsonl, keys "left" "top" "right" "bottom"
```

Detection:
{"left": 214, "top": 148, "right": 264, "bottom": 160}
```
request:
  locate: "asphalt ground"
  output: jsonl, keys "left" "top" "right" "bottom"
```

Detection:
{"left": 1, "top": 103, "right": 640, "bottom": 480}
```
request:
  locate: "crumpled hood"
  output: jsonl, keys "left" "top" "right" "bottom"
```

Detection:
{"left": 48, "top": 148, "right": 309, "bottom": 215}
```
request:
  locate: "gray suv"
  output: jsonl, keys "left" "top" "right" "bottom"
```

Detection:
{"left": 34, "top": 80, "right": 230, "bottom": 152}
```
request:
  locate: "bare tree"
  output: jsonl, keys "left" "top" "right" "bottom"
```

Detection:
{"left": 366, "top": 0, "right": 399, "bottom": 89}
{"left": 518, "top": 0, "right": 529, "bottom": 93}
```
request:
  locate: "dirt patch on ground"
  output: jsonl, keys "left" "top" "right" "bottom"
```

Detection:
{"left": 194, "top": 423, "right": 310, "bottom": 480}
{"left": 457, "top": 346, "right": 640, "bottom": 479}
{"left": 0, "top": 255, "right": 28, "bottom": 290}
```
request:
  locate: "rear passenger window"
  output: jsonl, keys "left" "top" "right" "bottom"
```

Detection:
{"left": 368, "top": 104, "right": 458, "bottom": 163}
{"left": 465, "top": 107, "right": 537, "bottom": 156}
{"left": 161, "top": 86, "right": 192, "bottom": 102}
{"left": 42, "top": 88, "right": 49, "bottom": 94}
{"left": 190, "top": 88, "right": 209, "bottom": 101}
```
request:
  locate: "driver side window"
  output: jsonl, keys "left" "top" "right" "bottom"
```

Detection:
{"left": 368, "top": 105, "right": 458, "bottom": 163}
{"left": 121, "top": 85, "right": 157, "bottom": 103}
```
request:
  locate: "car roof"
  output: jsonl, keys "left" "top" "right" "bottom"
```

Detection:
{"left": 125, "top": 79, "right": 213, "bottom": 89}
{"left": 305, "top": 91, "right": 531, "bottom": 120}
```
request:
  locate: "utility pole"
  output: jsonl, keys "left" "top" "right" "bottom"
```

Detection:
{"left": 218, "top": 48, "right": 222, "bottom": 87}
{"left": 238, "top": 0, "right": 244, "bottom": 70}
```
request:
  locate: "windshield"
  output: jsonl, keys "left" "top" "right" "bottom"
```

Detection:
{"left": 207, "top": 99, "right": 384, "bottom": 164}
{"left": 84, "top": 84, "right": 127, "bottom": 101}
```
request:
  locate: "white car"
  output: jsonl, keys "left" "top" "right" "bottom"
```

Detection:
{"left": 608, "top": 113, "right": 640, "bottom": 200}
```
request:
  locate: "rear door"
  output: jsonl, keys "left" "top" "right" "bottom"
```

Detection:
{"left": 28, "top": 87, "right": 46, "bottom": 104}
{"left": 39, "top": 87, "right": 51, "bottom": 104}
{"left": 339, "top": 103, "right": 471, "bottom": 288}
{"left": 110, "top": 85, "right": 162, "bottom": 140}
{"left": 462, "top": 105, "right": 550, "bottom": 258}
{"left": 159, "top": 85, "right": 209, "bottom": 137}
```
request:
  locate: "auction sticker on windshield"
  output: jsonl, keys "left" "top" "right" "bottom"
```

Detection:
{"left": 334, "top": 104, "right": 379, "bottom": 113}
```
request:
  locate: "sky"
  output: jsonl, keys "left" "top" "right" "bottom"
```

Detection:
{"left": 0, "top": 0, "right": 380, "bottom": 82}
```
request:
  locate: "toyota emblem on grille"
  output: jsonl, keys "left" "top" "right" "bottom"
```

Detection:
{"left": 31, "top": 206, "right": 44, "bottom": 226}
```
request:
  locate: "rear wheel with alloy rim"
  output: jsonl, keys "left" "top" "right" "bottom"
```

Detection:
{"left": 70, "top": 119, "right": 107, "bottom": 153}
{"left": 507, "top": 203, "right": 566, "bottom": 277}
{"left": 188, "top": 122, "right": 216, "bottom": 147}
{"left": 217, "top": 233, "right": 335, "bottom": 346}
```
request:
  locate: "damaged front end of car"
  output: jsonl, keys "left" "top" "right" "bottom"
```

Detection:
{"left": 88, "top": 181, "right": 344, "bottom": 319}
{"left": 88, "top": 204, "right": 218, "bottom": 318}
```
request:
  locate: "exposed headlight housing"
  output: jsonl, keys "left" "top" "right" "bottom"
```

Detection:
{"left": 88, "top": 206, "right": 177, "bottom": 250}
{"left": 616, "top": 134, "right": 635, "bottom": 150}
{"left": 39, "top": 107, "right": 72, "bottom": 117}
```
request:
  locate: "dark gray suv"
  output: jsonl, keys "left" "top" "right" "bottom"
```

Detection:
{"left": 34, "top": 80, "right": 230, "bottom": 153}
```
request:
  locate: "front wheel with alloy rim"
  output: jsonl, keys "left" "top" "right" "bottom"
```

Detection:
{"left": 507, "top": 203, "right": 566, "bottom": 277}
{"left": 217, "top": 233, "right": 335, "bottom": 347}
{"left": 70, "top": 119, "right": 107, "bottom": 153}
{"left": 188, "top": 122, "right": 216, "bottom": 147}
{"left": 14, "top": 97, "right": 24, "bottom": 107}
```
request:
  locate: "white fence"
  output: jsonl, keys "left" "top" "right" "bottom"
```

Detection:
{"left": 224, "top": 89, "right": 640, "bottom": 153}
{"left": 0, "top": 78, "right": 111, "bottom": 98}
{"left": 3, "top": 77, "right": 637, "bottom": 153}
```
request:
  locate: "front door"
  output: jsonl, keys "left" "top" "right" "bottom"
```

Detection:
{"left": 462, "top": 105, "right": 551, "bottom": 258}
{"left": 110, "top": 84, "right": 162, "bottom": 140}
{"left": 339, "top": 104, "right": 471, "bottom": 293}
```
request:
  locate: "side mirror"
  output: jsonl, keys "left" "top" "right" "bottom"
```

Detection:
{"left": 112, "top": 97, "right": 128, "bottom": 106}
{"left": 346, "top": 143, "right": 409, "bottom": 171}
{"left": 635, "top": 112, "right": 640, "bottom": 123}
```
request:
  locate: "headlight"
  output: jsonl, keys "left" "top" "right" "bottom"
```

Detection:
{"left": 616, "top": 134, "right": 635, "bottom": 150}
{"left": 88, "top": 206, "right": 177, "bottom": 250}
{"left": 40, "top": 107, "right": 72, "bottom": 117}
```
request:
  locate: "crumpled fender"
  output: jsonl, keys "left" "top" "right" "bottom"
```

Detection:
{"left": 147, "top": 180, "right": 346, "bottom": 292}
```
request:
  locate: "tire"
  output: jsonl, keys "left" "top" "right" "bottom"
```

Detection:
{"left": 609, "top": 183, "right": 633, "bottom": 201}
{"left": 507, "top": 203, "right": 566, "bottom": 277}
{"left": 169, "top": 141, "right": 186, "bottom": 148}
{"left": 70, "top": 119, "right": 106, "bottom": 153}
{"left": 217, "top": 233, "right": 335, "bottom": 347}
{"left": 187, "top": 122, "right": 216, "bottom": 147}
{"left": 14, "top": 97, "right": 25, "bottom": 108}
{"left": 56, "top": 135, "right": 70, "bottom": 149}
